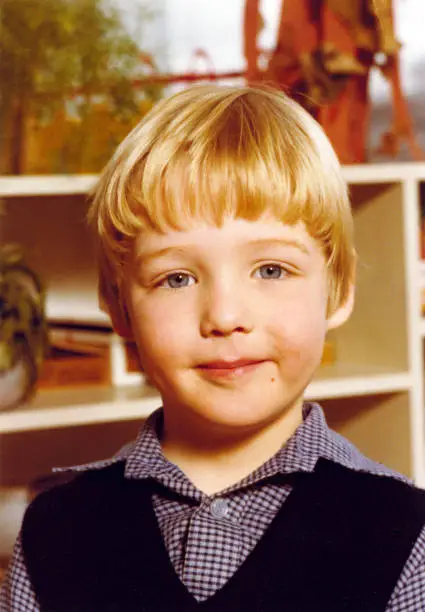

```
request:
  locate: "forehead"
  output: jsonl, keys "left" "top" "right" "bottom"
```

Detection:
{"left": 132, "top": 216, "right": 323, "bottom": 260}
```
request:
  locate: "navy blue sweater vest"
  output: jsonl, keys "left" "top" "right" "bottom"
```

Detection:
{"left": 22, "top": 458, "right": 425, "bottom": 612}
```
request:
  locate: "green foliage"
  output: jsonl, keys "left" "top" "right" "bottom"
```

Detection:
{"left": 0, "top": 0, "right": 161, "bottom": 172}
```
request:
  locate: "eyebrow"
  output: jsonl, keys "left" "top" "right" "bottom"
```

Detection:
{"left": 136, "top": 238, "right": 310, "bottom": 266}
{"left": 136, "top": 246, "right": 189, "bottom": 267}
{"left": 245, "top": 238, "right": 311, "bottom": 255}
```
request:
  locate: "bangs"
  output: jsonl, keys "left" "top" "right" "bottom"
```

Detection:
{"left": 90, "top": 85, "right": 352, "bottom": 282}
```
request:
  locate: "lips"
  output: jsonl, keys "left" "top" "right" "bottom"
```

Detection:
{"left": 197, "top": 359, "right": 263, "bottom": 370}
{"left": 195, "top": 358, "right": 266, "bottom": 381}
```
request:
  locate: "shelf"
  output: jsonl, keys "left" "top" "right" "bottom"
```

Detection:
{"left": 342, "top": 162, "right": 425, "bottom": 184}
{"left": 307, "top": 368, "right": 412, "bottom": 400}
{"left": 0, "top": 175, "right": 98, "bottom": 197}
{"left": 46, "top": 297, "right": 110, "bottom": 326}
{"left": 0, "top": 367, "right": 412, "bottom": 434}
{"left": 1, "top": 163, "right": 425, "bottom": 199}
{"left": 0, "top": 386, "right": 161, "bottom": 434}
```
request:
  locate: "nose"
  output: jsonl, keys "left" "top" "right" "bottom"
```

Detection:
{"left": 199, "top": 279, "right": 254, "bottom": 338}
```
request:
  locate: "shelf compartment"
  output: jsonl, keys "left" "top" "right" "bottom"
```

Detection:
{"left": 0, "top": 418, "right": 143, "bottom": 488}
{"left": 329, "top": 181, "right": 409, "bottom": 373}
{"left": 3, "top": 192, "right": 106, "bottom": 325}
{"left": 321, "top": 392, "right": 412, "bottom": 479}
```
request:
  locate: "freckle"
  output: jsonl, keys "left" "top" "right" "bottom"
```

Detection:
{"left": 271, "top": 377, "right": 275, "bottom": 382}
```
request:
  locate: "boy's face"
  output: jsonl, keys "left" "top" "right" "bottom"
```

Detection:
{"left": 121, "top": 215, "right": 351, "bottom": 433}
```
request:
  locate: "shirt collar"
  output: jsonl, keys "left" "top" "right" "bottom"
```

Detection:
{"left": 125, "top": 403, "right": 328, "bottom": 472}
{"left": 54, "top": 402, "right": 407, "bottom": 488}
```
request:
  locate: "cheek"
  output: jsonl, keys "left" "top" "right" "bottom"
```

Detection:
{"left": 129, "top": 300, "right": 193, "bottom": 373}
{"left": 269, "top": 290, "right": 328, "bottom": 367}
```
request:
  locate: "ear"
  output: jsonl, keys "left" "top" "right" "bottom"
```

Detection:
{"left": 326, "top": 281, "right": 355, "bottom": 330}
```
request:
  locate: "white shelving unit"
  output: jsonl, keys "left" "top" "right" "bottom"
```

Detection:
{"left": 0, "top": 370, "right": 413, "bottom": 435}
{"left": 2, "top": 163, "right": 425, "bottom": 489}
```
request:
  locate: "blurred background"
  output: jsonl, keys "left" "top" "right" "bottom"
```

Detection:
{"left": 1, "top": 0, "right": 425, "bottom": 175}
{"left": 1, "top": 0, "right": 425, "bottom": 585}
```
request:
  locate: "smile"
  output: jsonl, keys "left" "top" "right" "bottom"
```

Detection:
{"left": 196, "top": 359, "right": 266, "bottom": 380}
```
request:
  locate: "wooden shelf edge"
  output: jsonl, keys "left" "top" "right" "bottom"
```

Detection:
{"left": 342, "top": 163, "right": 425, "bottom": 184}
{"left": 307, "top": 372, "right": 412, "bottom": 400}
{"left": 0, "top": 394, "right": 160, "bottom": 434}
{"left": 0, "top": 371, "right": 413, "bottom": 434}
{"left": 0, "top": 175, "right": 98, "bottom": 197}
{"left": 1, "top": 163, "right": 425, "bottom": 198}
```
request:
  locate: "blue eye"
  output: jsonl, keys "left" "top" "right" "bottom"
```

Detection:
{"left": 160, "top": 273, "right": 195, "bottom": 289}
{"left": 256, "top": 264, "right": 285, "bottom": 279}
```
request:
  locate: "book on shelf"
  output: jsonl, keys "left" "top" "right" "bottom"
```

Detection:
{"left": 37, "top": 323, "right": 145, "bottom": 389}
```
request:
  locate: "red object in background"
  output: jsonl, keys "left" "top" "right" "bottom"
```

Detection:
{"left": 243, "top": 0, "right": 424, "bottom": 164}
{"left": 188, "top": 48, "right": 216, "bottom": 78}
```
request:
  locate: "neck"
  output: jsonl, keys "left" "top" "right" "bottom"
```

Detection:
{"left": 160, "top": 401, "right": 303, "bottom": 495}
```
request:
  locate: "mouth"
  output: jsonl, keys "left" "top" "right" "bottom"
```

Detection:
{"left": 196, "top": 359, "right": 266, "bottom": 380}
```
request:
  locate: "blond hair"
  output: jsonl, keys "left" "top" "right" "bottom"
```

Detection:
{"left": 88, "top": 84, "right": 355, "bottom": 322}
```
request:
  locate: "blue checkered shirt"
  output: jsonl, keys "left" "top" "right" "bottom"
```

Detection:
{"left": 1, "top": 402, "right": 425, "bottom": 610}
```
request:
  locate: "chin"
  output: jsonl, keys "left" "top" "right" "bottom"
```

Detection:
{"left": 162, "top": 374, "right": 304, "bottom": 432}
{"left": 188, "top": 395, "right": 292, "bottom": 433}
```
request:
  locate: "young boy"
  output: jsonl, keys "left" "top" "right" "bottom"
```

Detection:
{"left": 2, "top": 84, "right": 425, "bottom": 611}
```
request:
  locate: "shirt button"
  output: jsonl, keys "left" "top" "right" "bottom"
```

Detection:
{"left": 210, "top": 498, "right": 229, "bottom": 519}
